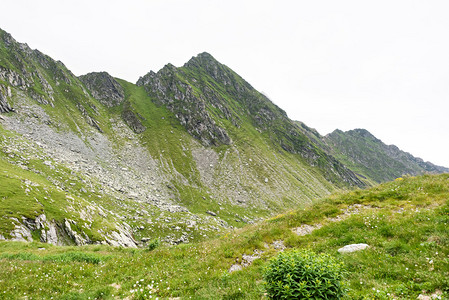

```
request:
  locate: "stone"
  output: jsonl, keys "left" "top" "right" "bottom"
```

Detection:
{"left": 34, "top": 214, "right": 47, "bottom": 229}
{"left": 10, "top": 224, "right": 33, "bottom": 242}
{"left": 293, "top": 224, "right": 322, "bottom": 236}
{"left": 229, "top": 264, "right": 242, "bottom": 273}
{"left": 229, "top": 249, "right": 264, "bottom": 272}
{"left": 338, "top": 243, "right": 370, "bottom": 253}
{"left": 64, "top": 219, "right": 89, "bottom": 246}
{"left": 46, "top": 222, "right": 59, "bottom": 245}
{"left": 104, "top": 223, "right": 137, "bottom": 248}
{"left": 271, "top": 240, "right": 286, "bottom": 251}
{"left": 417, "top": 290, "right": 443, "bottom": 300}
{"left": 206, "top": 211, "right": 217, "bottom": 216}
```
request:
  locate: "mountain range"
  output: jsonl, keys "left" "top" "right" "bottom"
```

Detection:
{"left": 0, "top": 28, "right": 447, "bottom": 247}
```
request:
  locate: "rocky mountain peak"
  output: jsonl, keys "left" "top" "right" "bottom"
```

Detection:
{"left": 183, "top": 52, "right": 250, "bottom": 90}
{"left": 137, "top": 57, "right": 232, "bottom": 146}
{"left": 79, "top": 72, "right": 125, "bottom": 107}
{"left": 350, "top": 128, "right": 377, "bottom": 140}
{"left": 0, "top": 29, "right": 15, "bottom": 47}
{"left": 184, "top": 52, "right": 218, "bottom": 68}
{"left": 0, "top": 29, "right": 33, "bottom": 56}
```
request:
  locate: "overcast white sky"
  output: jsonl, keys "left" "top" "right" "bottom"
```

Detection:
{"left": 2, "top": 0, "right": 449, "bottom": 168}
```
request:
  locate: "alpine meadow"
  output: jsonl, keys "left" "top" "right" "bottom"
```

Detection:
{"left": 0, "top": 28, "right": 448, "bottom": 299}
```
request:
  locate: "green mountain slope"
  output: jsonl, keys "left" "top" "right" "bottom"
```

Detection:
{"left": 136, "top": 52, "right": 365, "bottom": 188}
{"left": 1, "top": 174, "right": 448, "bottom": 299}
{"left": 0, "top": 29, "right": 364, "bottom": 247}
{"left": 0, "top": 27, "right": 447, "bottom": 250}
{"left": 325, "top": 128, "right": 449, "bottom": 183}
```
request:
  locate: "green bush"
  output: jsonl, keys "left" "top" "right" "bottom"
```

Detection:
{"left": 147, "top": 238, "right": 160, "bottom": 251}
{"left": 263, "top": 249, "right": 347, "bottom": 299}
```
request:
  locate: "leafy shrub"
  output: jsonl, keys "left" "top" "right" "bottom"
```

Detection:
{"left": 263, "top": 249, "right": 347, "bottom": 299}
{"left": 147, "top": 238, "right": 160, "bottom": 251}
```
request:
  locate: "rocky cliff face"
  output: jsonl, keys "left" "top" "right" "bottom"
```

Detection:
{"left": 137, "top": 62, "right": 231, "bottom": 146}
{"left": 0, "top": 28, "right": 103, "bottom": 133}
{"left": 325, "top": 129, "right": 449, "bottom": 183}
{"left": 79, "top": 72, "right": 125, "bottom": 107}
{"left": 80, "top": 71, "right": 146, "bottom": 133}
{"left": 0, "top": 84, "right": 13, "bottom": 113}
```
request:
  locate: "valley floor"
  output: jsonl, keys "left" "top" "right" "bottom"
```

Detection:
{"left": 1, "top": 174, "right": 448, "bottom": 299}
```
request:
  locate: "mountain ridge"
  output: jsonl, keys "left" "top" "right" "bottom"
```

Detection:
{"left": 0, "top": 28, "right": 447, "bottom": 248}
{"left": 324, "top": 128, "right": 449, "bottom": 183}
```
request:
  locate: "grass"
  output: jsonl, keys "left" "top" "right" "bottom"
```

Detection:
{"left": 0, "top": 174, "right": 447, "bottom": 299}
{"left": 115, "top": 78, "right": 339, "bottom": 227}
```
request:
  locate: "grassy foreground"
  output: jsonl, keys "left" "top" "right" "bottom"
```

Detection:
{"left": 0, "top": 174, "right": 448, "bottom": 299}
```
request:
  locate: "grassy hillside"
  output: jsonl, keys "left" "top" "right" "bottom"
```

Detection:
{"left": 1, "top": 174, "right": 448, "bottom": 299}
{"left": 1, "top": 28, "right": 353, "bottom": 246}
{"left": 2, "top": 28, "right": 369, "bottom": 246}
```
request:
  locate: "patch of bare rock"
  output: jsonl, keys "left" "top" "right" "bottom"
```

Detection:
{"left": 228, "top": 240, "right": 285, "bottom": 273}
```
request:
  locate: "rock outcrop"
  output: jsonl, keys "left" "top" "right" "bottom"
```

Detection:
{"left": 79, "top": 72, "right": 125, "bottom": 107}
{"left": 0, "top": 84, "right": 13, "bottom": 113}
{"left": 137, "top": 63, "right": 231, "bottom": 146}
{"left": 122, "top": 106, "right": 146, "bottom": 133}
{"left": 2, "top": 213, "right": 138, "bottom": 247}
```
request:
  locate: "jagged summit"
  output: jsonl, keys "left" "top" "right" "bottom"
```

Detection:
{"left": 329, "top": 128, "right": 379, "bottom": 142}
{"left": 79, "top": 71, "right": 125, "bottom": 107}
{"left": 183, "top": 52, "right": 255, "bottom": 92}
{"left": 184, "top": 52, "right": 218, "bottom": 68}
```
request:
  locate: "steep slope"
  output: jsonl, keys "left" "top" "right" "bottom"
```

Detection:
{"left": 0, "top": 29, "right": 364, "bottom": 247}
{"left": 325, "top": 128, "right": 449, "bottom": 182}
{"left": 1, "top": 27, "right": 445, "bottom": 249}
{"left": 137, "top": 52, "right": 365, "bottom": 188}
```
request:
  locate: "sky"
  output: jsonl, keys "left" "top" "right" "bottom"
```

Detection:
{"left": 2, "top": 0, "right": 449, "bottom": 167}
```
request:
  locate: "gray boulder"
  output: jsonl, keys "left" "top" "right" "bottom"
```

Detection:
{"left": 338, "top": 243, "right": 370, "bottom": 253}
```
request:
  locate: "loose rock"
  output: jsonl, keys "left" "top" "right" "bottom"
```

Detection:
{"left": 338, "top": 243, "right": 370, "bottom": 253}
